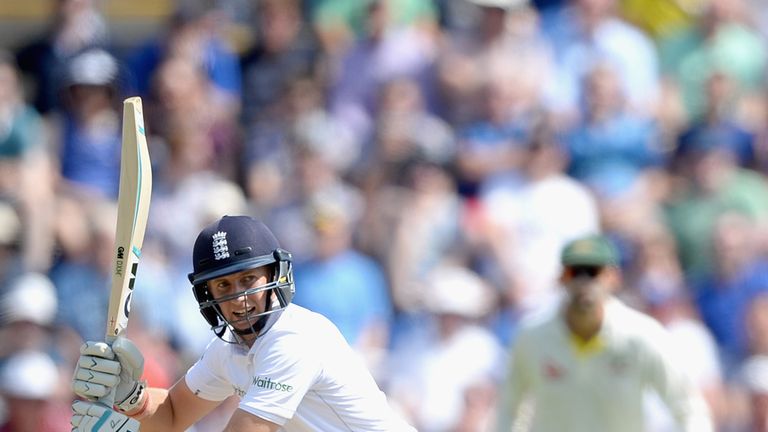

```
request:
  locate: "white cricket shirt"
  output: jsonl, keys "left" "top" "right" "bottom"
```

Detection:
{"left": 186, "top": 304, "right": 415, "bottom": 431}
{"left": 496, "top": 298, "right": 713, "bottom": 432}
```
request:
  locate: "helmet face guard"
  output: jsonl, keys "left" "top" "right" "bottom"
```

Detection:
{"left": 189, "top": 216, "right": 295, "bottom": 343}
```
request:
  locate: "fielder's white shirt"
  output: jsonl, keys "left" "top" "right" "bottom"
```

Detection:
{"left": 186, "top": 304, "right": 415, "bottom": 431}
{"left": 496, "top": 298, "right": 713, "bottom": 432}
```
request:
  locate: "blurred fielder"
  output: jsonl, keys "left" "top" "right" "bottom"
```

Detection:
{"left": 71, "top": 215, "right": 416, "bottom": 431}
{"left": 495, "top": 234, "right": 713, "bottom": 432}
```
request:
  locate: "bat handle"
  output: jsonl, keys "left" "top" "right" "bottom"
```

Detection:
{"left": 97, "top": 334, "right": 118, "bottom": 409}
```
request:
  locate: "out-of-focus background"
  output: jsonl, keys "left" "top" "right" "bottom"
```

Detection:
{"left": 1, "top": 0, "right": 768, "bottom": 430}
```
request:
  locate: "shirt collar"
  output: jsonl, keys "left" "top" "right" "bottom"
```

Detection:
{"left": 559, "top": 296, "right": 621, "bottom": 357}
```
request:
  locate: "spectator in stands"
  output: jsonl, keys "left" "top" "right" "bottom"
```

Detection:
{"left": 363, "top": 155, "right": 463, "bottom": 314}
{"left": 328, "top": 0, "right": 437, "bottom": 145}
{"left": 677, "top": 71, "right": 757, "bottom": 170}
{"left": 658, "top": 0, "right": 767, "bottom": 119}
{"left": 128, "top": 2, "right": 242, "bottom": 103}
{"left": 477, "top": 116, "right": 599, "bottom": 328}
{"left": 311, "top": 0, "right": 438, "bottom": 57}
{"left": 739, "top": 354, "right": 768, "bottom": 431}
{"left": 149, "top": 55, "right": 240, "bottom": 181}
{"left": 55, "top": 48, "right": 123, "bottom": 199}
{"left": 619, "top": 0, "right": 702, "bottom": 40}
{"left": 15, "top": 0, "right": 109, "bottom": 115}
{"left": 693, "top": 211, "right": 768, "bottom": 375}
{"left": 454, "top": 67, "right": 536, "bottom": 197}
{"left": 0, "top": 201, "right": 22, "bottom": 288}
{"left": 539, "top": 0, "right": 660, "bottom": 119}
{"left": 666, "top": 128, "right": 768, "bottom": 278}
{"left": 0, "top": 52, "right": 45, "bottom": 167}
{"left": 631, "top": 225, "right": 727, "bottom": 430}
{"left": 0, "top": 350, "right": 70, "bottom": 432}
{"left": 355, "top": 76, "right": 454, "bottom": 187}
{"left": 387, "top": 263, "right": 503, "bottom": 432}
{"left": 240, "top": 0, "right": 319, "bottom": 126}
{"left": 241, "top": 76, "right": 358, "bottom": 208}
{"left": 48, "top": 198, "right": 114, "bottom": 342}
{"left": 0, "top": 273, "right": 59, "bottom": 360}
{"left": 436, "top": 0, "right": 552, "bottom": 127}
{"left": 737, "top": 294, "right": 768, "bottom": 431}
{"left": 563, "top": 61, "right": 664, "bottom": 200}
{"left": 0, "top": 52, "right": 55, "bottom": 271}
{"left": 293, "top": 194, "right": 392, "bottom": 374}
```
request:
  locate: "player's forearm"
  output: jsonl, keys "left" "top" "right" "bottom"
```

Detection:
{"left": 128, "top": 387, "right": 184, "bottom": 432}
{"left": 131, "top": 378, "right": 221, "bottom": 431}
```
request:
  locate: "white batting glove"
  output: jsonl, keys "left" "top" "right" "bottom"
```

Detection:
{"left": 71, "top": 400, "right": 141, "bottom": 432}
{"left": 72, "top": 337, "right": 147, "bottom": 413}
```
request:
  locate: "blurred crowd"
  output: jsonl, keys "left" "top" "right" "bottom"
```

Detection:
{"left": 2, "top": 0, "right": 768, "bottom": 430}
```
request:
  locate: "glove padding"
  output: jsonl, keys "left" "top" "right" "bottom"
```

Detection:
{"left": 71, "top": 400, "right": 141, "bottom": 432}
{"left": 72, "top": 337, "right": 146, "bottom": 413}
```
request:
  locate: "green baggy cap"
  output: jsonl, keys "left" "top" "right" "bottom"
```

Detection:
{"left": 561, "top": 234, "right": 618, "bottom": 266}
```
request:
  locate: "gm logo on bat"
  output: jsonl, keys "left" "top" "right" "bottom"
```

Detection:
{"left": 116, "top": 246, "right": 125, "bottom": 276}
{"left": 114, "top": 246, "right": 139, "bottom": 321}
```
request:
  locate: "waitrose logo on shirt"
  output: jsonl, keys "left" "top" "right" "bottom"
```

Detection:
{"left": 253, "top": 376, "right": 293, "bottom": 392}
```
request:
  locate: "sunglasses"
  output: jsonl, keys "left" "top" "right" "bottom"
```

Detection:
{"left": 566, "top": 265, "right": 604, "bottom": 279}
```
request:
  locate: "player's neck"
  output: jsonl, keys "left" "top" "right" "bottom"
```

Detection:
{"left": 565, "top": 307, "right": 604, "bottom": 342}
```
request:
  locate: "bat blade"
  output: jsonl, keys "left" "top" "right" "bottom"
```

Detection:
{"left": 98, "top": 97, "right": 152, "bottom": 408}
{"left": 105, "top": 96, "right": 152, "bottom": 344}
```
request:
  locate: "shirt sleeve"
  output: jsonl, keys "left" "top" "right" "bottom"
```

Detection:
{"left": 238, "top": 332, "right": 322, "bottom": 425}
{"left": 642, "top": 322, "right": 714, "bottom": 432}
{"left": 185, "top": 343, "right": 235, "bottom": 402}
{"left": 496, "top": 332, "right": 533, "bottom": 432}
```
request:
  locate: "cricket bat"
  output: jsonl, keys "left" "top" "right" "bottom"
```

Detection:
{"left": 100, "top": 96, "right": 152, "bottom": 406}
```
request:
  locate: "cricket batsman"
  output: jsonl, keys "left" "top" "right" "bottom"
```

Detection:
{"left": 70, "top": 215, "right": 416, "bottom": 431}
